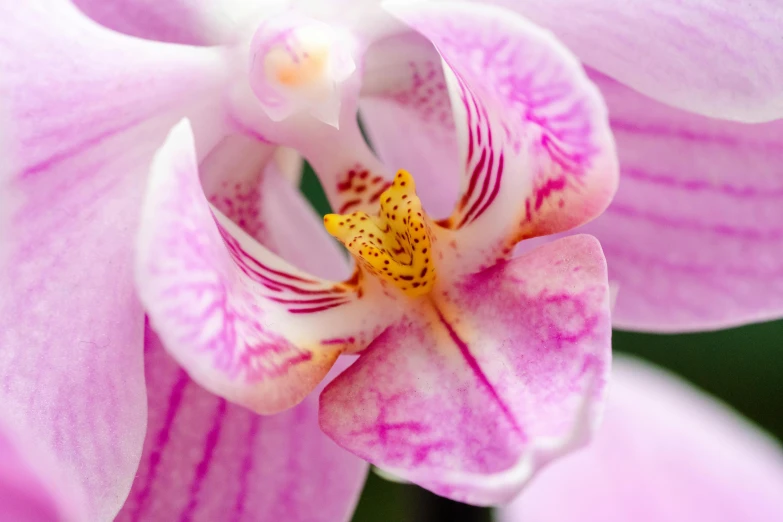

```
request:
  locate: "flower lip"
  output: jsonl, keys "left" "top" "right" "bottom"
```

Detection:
{"left": 248, "top": 15, "right": 357, "bottom": 127}
{"left": 325, "top": 170, "right": 437, "bottom": 297}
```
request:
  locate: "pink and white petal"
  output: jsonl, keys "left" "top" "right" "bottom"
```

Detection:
{"left": 227, "top": 54, "right": 395, "bottom": 217}
{"left": 387, "top": 2, "right": 618, "bottom": 275}
{"left": 200, "top": 134, "right": 278, "bottom": 244}
{"left": 0, "top": 414, "right": 85, "bottom": 522}
{"left": 482, "top": 0, "right": 783, "bottom": 123}
{"left": 199, "top": 134, "right": 349, "bottom": 280}
{"left": 360, "top": 31, "right": 460, "bottom": 219}
{"left": 71, "top": 0, "right": 276, "bottom": 45}
{"left": 259, "top": 160, "right": 352, "bottom": 280}
{"left": 0, "top": 4, "right": 228, "bottom": 520}
{"left": 577, "top": 71, "right": 783, "bottom": 331}
{"left": 116, "top": 330, "right": 367, "bottom": 522}
{"left": 499, "top": 356, "right": 783, "bottom": 522}
{"left": 137, "top": 121, "right": 400, "bottom": 414}
{"left": 307, "top": 123, "right": 395, "bottom": 216}
{"left": 320, "top": 235, "right": 611, "bottom": 505}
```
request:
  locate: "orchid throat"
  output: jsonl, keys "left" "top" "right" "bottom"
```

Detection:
{"left": 324, "top": 170, "right": 436, "bottom": 297}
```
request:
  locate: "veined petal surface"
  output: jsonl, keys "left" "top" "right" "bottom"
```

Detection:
{"left": 483, "top": 0, "right": 783, "bottom": 123}
{"left": 320, "top": 235, "right": 611, "bottom": 504}
{"left": 0, "top": 3, "right": 229, "bottom": 519}
{"left": 199, "top": 134, "right": 349, "bottom": 279}
{"left": 386, "top": 1, "right": 618, "bottom": 274}
{"left": 136, "top": 121, "right": 398, "bottom": 414}
{"left": 115, "top": 330, "right": 367, "bottom": 522}
{"left": 499, "top": 356, "right": 783, "bottom": 522}
{"left": 579, "top": 71, "right": 783, "bottom": 331}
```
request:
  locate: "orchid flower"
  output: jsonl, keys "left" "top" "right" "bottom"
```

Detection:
{"left": 499, "top": 356, "right": 783, "bottom": 522}
{"left": 1, "top": 0, "right": 618, "bottom": 517}
{"left": 1, "top": 0, "right": 779, "bottom": 521}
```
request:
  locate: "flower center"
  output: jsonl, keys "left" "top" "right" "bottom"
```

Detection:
{"left": 324, "top": 171, "right": 436, "bottom": 297}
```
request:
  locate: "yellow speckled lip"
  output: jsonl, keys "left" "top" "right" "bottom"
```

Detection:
{"left": 324, "top": 170, "right": 436, "bottom": 297}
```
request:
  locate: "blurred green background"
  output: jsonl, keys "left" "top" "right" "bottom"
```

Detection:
{"left": 301, "top": 166, "right": 783, "bottom": 522}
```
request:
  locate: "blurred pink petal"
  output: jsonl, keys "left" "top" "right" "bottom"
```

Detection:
{"left": 136, "top": 121, "right": 395, "bottom": 414}
{"left": 579, "top": 71, "right": 783, "bottom": 331}
{"left": 71, "top": 0, "right": 214, "bottom": 45}
{"left": 484, "top": 0, "right": 783, "bottom": 122}
{"left": 385, "top": 1, "right": 618, "bottom": 275}
{"left": 499, "top": 356, "right": 783, "bottom": 522}
{"left": 0, "top": 414, "right": 84, "bottom": 522}
{"left": 115, "top": 330, "right": 367, "bottom": 522}
{"left": 71, "top": 0, "right": 272, "bottom": 45}
{"left": 320, "top": 235, "right": 611, "bottom": 505}
{"left": 0, "top": 2, "right": 228, "bottom": 519}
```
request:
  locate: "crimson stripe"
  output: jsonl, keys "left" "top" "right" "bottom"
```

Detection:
{"left": 470, "top": 152, "right": 505, "bottom": 224}
{"left": 459, "top": 148, "right": 494, "bottom": 228}
{"left": 177, "top": 399, "right": 229, "bottom": 522}
{"left": 458, "top": 80, "right": 475, "bottom": 164}
{"left": 433, "top": 306, "right": 521, "bottom": 433}
{"left": 369, "top": 182, "right": 392, "bottom": 204}
{"left": 129, "top": 371, "right": 191, "bottom": 522}
{"left": 471, "top": 93, "right": 483, "bottom": 148}
{"left": 338, "top": 198, "right": 362, "bottom": 213}
{"left": 221, "top": 234, "right": 339, "bottom": 296}
{"left": 287, "top": 301, "right": 349, "bottom": 314}
{"left": 230, "top": 415, "right": 261, "bottom": 522}
{"left": 266, "top": 295, "right": 349, "bottom": 305}
{"left": 460, "top": 147, "right": 487, "bottom": 213}
{"left": 236, "top": 260, "right": 337, "bottom": 296}
{"left": 220, "top": 230, "right": 318, "bottom": 284}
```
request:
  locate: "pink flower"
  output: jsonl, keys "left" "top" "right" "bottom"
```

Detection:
{"left": 0, "top": 1, "right": 778, "bottom": 521}
{"left": 499, "top": 357, "right": 783, "bottom": 522}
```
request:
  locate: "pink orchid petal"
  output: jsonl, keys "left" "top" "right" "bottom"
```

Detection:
{"left": 320, "top": 235, "right": 612, "bottom": 505}
{"left": 577, "top": 71, "right": 783, "bottom": 331}
{"left": 136, "top": 121, "right": 397, "bottom": 414}
{"left": 499, "top": 356, "right": 783, "bottom": 522}
{"left": 259, "top": 160, "right": 352, "bottom": 280}
{"left": 0, "top": 4, "right": 228, "bottom": 519}
{"left": 200, "top": 135, "right": 278, "bottom": 243}
{"left": 484, "top": 0, "right": 783, "bottom": 123}
{"left": 200, "top": 135, "right": 349, "bottom": 280}
{"left": 116, "top": 330, "right": 367, "bottom": 522}
{"left": 360, "top": 31, "right": 460, "bottom": 219}
{"left": 71, "top": 0, "right": 272, "bottom": 45}
{"left": 0, "top": 414, "right": 84, "bottom": 522}
{"left": 71, "top": 0, "right": 215, "bottom": 45}
{"left": 386, "top": 2, "right": 618, "bottom": 274}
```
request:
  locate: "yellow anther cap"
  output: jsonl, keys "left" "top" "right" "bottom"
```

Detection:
{"left": 324, "top": 171, "right": 436, "bottom": 297}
